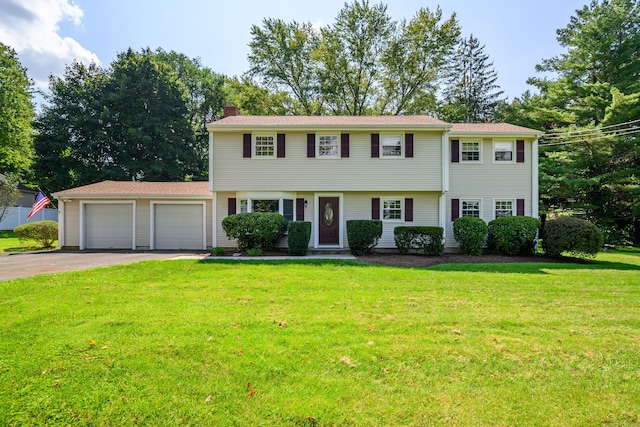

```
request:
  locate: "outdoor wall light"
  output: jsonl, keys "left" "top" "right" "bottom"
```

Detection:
{"left": 304, "top": 200, "right": 308, "bottom": 208}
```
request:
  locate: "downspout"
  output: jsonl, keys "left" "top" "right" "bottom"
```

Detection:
{"left": 532, "top": 137, "right": 539, "bottom": 218}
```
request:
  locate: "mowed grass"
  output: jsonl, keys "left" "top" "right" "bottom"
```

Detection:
{"left": 1, "top": 251, "right": 639, "bottom": 426}
{"left": 0, "top": 230, "right": 57, "bottom": 252}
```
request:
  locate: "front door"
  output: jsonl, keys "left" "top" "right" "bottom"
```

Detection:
{"left": 318, "top": 197, "right": 340, "bottom": 245}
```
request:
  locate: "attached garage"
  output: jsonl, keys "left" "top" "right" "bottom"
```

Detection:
{"left": 152, "top": 202, "right": 206, "bottom": 250}
{"left": 83, "top": 202, "right": 135, "bottom": 250}
{"left": 53, "top": 181, "right": 212, "bottom": 251}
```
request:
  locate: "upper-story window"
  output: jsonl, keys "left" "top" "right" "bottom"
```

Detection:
{"left": 495, "top": 200, "right": 514, "bottom": 218}
{"left": 254, "top": 135, "right": 275, "bottom": 158}
{"left": 318, "top": 135, "right": 339, "bottom": 158}
{"left": 381, "top": 135, "right": 403, "bottom": 158}
{"left": 461, "top": 200, "right": 481, "bottom": 217}
{"left": 461, "top": 141, "right": 481, "bottom": 162}
{"left": 494, "top": 141, "right": 514, "bottom": 162}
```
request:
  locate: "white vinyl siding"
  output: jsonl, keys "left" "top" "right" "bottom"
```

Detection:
{"left": 446, "top": 137, "right": 534, "bottom": 248}
{"left": 211, "top": 131, "right": 442, "bottom": 192}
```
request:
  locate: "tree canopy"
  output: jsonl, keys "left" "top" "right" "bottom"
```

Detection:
{"left": 502, "top": 0, "right": 640, "bottom": 244}
{"left": 34, "top": 48, "right": 226, "bottom": 191}
{"left": 0, "top": 42, "right": 35, "bottom": 175}
{"left": 246, "top": 0, "right": 461, "bottom": 115}
{"left": 438, "top": 34, "right": 506, "bottom": 123}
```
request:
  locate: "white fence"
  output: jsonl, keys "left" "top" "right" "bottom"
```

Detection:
{"left": 0, "top": 207, "right": 58, "bottom": 230}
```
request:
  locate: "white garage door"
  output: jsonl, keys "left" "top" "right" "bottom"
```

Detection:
{"left": 154, "top": 204, "right": 204, "bottom": 250}
{"left": 85, "top": 203, "right": 134, "bottom": 249}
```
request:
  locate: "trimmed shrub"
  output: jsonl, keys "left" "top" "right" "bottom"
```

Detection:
{"left": 394, "top": 226, "right": 444, "bottom": 256}
{"left": 453, "top": 216, "right": 487, "bottom": 256}
{"left": 221, "top": 212, "right": 287, "bottom": 252}
{"left": 487, "top": 216, "right": 540, "bottom": 256}
{"left": 14, "top": 220, "right": 58, "bottom": 248}
{"left": 346, "top": 220, "right": 382, "bottom": 256}
{"left": 287, "top": 221, "right": 312, "bottom": 256}
{"left": 542, "top": 217, "right": 603, "bottom": 258}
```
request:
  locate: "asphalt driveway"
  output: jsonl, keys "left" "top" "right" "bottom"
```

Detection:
{"left": 0, "top": 250, "right": 208, "bottom": 282}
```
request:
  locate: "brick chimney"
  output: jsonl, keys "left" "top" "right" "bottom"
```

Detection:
{"left": 223, "top": 105, "right": 242, "bottom": 117}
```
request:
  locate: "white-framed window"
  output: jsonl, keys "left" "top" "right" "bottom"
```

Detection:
{"left": 461, "top": 140, "right": 481, "bottom": 162}
{"left": 494, "top": 200, "right": 514, "bottom": 218}
{"left": 240, "top": 196, "right": 295, "bottom": 222}
{"left": 494, "top": 141, "right": 514, "bottom": 162}
{"left": 254, "top": 135, "right": 275, "bottom": 158}
{"left": 318, "top": 135, "right": 339, "bottom": 158}
{"left": 383, "top": 198, "right": 403, "bottom": 221}
{"left": 381, "top": 135, "right": 403, "bottom": 158}
{"left": 461, "top": 200, "right": 481, "bottom": 218}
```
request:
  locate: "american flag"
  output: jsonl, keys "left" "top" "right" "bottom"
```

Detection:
{"left": 27, "top": 191, "right": 52, "bottom": 220}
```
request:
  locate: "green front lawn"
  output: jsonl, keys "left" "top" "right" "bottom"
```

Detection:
{"left": 0, "top": 230, "right": 57, "bottom": 252}
{"left": 1, "top": 251, "right": 639, "bottom": 426}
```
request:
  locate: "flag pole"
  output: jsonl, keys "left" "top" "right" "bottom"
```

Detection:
{"left": 38, "top": 187, "right": 57, "bottom": 209}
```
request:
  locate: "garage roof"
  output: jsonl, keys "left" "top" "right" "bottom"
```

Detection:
{"left": 52, "top": 180, "right": 211, "bottom": 198}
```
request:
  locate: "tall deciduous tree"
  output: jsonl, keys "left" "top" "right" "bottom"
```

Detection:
{"left": 0, "top": 42, "right": 35, "bottom": 174}
{"left": 439, "top": 34, "right": 505, "bottom": 122}
{"left": 247, "top": 0, "right": 460, "bottom": 115}
{"left": 34, "top": 48, "right": 225, "bottom": 191}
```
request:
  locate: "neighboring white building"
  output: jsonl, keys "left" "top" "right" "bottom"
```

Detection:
{"left": 53, "top": 107, "right": 542, "bottom": 251}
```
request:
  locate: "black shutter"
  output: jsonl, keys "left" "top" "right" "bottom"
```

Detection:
{"left": 451, "top": 139, "right": 460, "bottom": 163}
{"left": 451, "top": 198, "right": 460, "bottom": 221}
{"left": 341, "top": 133, "right": 350, "bottom": 158}
{"left": 371, "top": 134, "right": 379, "bottom": 158}
{"left": 243, "top": 134, "right": 251, "bottom": 158}
{"left": 296, "top": 198, "right": 305, "bottom": 221}
{"left": 372, "top": 198, "right": 380, "bottom": 220}
{"left": 405, "top": 198, "right": 414, "bottom": 222}
{"left": 277, "top": 134, "right": 286, "bottom": 158}
{"left": 516, "top": 140, "right": 525, "bottom": 163}
{"left": 405, "top": 134, "right": 414, "bottom": 158}
{"left": 517, "top": 199, "right": 525, "bottom": 216}
{"left": 307, "top": 134, "right": 315, "bottom": 158}
{"left": 228, "top": 198, "right": 237, "bottom": 215}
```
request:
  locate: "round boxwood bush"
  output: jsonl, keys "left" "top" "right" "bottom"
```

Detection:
{"left": 14, "top": 220, "right": 58, "bottom": 248}
{"left": 487, "top": 216, "right": 540, "bottom": 256}
{"left": 287, "top": 221, "right": 312, "bottom": 256}
{"left": 542, "top": 217, "right": 603, "bottom": 258}
{"left": 221, "top": 212, "right": 287, "bottom": 252}
{"left": 346, "top": 220, "right": 382, "bottom": 256}
{"left": 453, "top": 216, "right": 487, "bottom": 256}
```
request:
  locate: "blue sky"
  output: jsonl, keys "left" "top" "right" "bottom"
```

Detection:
{"left": 1, "top": 0, "right": 589, "bottom": 108}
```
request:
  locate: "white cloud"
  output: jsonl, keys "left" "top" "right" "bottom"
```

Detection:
{"left": 0, "top": 0, "right": 100, "bottom": 91}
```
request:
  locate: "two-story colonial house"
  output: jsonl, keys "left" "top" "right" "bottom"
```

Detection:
{"left": 53, "top": 107, "right": 541, "bottom": 252}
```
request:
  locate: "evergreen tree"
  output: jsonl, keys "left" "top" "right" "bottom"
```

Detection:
{"left": 438, "top": 34, "right": 505, "bottom": 122}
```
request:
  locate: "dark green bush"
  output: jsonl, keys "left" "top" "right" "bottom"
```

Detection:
{"left": 453, "top": 217, "right": 487, "bottom": 255}
{"left": 287, "top": 221, "right": 312, "bottom": 256}
{"left": 394, "top": 226, "right": 444, "bottom": 256}
{"left": 542, "top": 217, "right": 603, "bottom": 258}
{"left": 221, "top": 212, "right": 287, "bottom": 252}
{"left": 346, "top": 220, "right": 382, "bottom": 256}
{"left": 487, "top": 216, "right": 540, "bottom": 256}
{"left": 14, "top": 220, "right": 58, "bottom": 248}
